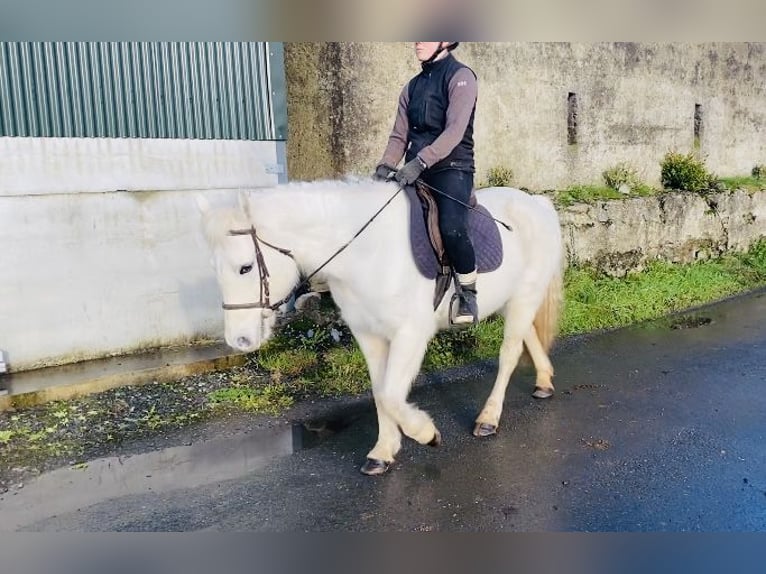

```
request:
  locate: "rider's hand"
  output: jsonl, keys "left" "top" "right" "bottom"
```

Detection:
{"left": 372, "top": 163, "right": 396, "bottom": 181}
{"left": 395, "top": 157, "right": 427, "bottom": 186}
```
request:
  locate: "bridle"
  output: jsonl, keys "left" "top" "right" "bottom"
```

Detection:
{"left": 222, "top": 226, "right": 297, "bottom": 312}
{"left": 220, "top": 184, "right": 406, "bottom": 314}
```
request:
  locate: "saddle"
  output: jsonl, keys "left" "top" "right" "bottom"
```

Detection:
{"left": 406, "top": 181, "right": 504, "bottom": 310}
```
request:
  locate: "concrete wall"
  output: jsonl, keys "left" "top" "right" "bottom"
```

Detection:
{"left": 0, "top": 137, "right": 286, "bottom": 372}
{"left": 285, "top": 42, "right": 766, "bottom": 189}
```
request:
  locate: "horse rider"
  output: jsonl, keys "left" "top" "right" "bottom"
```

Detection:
{"left": 373, "top": 41, "right": 479, "bottom": 325}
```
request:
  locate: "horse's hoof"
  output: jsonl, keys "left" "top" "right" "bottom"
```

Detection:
{"left": 473, "top": 422, "right": 497, "bottom": 437}
{"left": 360, "top": 458, "right": 391, "bottom": 476}
{"left": 532, "top": 387, "right": 554, "bottom": 399}
{"left": 427, "top": 430, "right": 442, "bottom": 448}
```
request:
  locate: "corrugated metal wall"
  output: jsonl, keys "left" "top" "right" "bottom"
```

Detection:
{"left": 0, "top": 42, "right": 286, "bottom": 141}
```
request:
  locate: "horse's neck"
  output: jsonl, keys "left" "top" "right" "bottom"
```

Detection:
{"left": 248, "top": 183, "right": 405, "bottom": 274}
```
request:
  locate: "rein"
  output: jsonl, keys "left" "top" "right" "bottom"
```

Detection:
{"left": 415, "top": 178, "right": 513, "bottom": 232}
{"left": 223, "top": 185, "right": 404, "bottom": 312}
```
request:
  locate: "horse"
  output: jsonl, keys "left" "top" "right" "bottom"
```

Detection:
{"left": 196, "top": 177, "right": 564, "bottom": 476}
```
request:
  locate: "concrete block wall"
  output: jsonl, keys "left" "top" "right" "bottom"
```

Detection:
{"left": 285, "top": 42, "right": 766, "bottom": 189}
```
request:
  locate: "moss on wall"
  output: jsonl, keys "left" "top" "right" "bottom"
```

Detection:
{"left": 283, "top": 43, "right": 337, "bottom": 181}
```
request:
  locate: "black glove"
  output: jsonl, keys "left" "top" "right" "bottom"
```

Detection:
{"left": 395, "top": 157, "right": 427, "bottom": 185}
{"left": 372, "top": 163, "right": 396, "bottom": 181}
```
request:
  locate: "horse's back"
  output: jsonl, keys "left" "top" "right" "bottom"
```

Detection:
{"left": 477, "top": 186, "right": 563, "bottom": 281}
{"left": 477, "top": 186, "right": 560, "bottom": 236}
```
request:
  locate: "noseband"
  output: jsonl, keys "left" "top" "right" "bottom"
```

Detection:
{"left": 222, "top": 226, "right": 296, "bottom": 312}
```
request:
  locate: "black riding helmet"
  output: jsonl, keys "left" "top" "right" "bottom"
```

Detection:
{"left": 424, "top": 41, "right": 460, "bottom": 63}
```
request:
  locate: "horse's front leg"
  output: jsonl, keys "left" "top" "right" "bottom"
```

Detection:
{"left": 353, "top": 332, "right": 400, "bottom": 476}
{"left": 378, "top": 325, "right": 441, "bottom": 449}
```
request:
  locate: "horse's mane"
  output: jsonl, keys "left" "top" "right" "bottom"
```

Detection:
{"left": 252, "top": 176, "right": 394, "bottom": 200}
{"left": 202, "top": 177, "right": 401, "bottom": 248}
{"left": 246, "top": 177, "right": 401, "bottom": 232}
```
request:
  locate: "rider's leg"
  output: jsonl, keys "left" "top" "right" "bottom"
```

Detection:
{"left": 423, "top": 168, "right": 478, "bottom": 324}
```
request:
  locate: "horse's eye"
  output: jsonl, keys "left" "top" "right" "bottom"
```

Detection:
{"left": 240, "top": 264, "right": 253, "bottom": 275}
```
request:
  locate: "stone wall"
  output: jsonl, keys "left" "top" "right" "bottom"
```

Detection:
{"left": 558, "top": 189, "right": 766, "bottom": 276}
{"left": 285, "top": 42, "right": 766, "bottom": 190}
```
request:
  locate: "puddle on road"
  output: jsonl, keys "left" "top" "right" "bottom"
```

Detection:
{"left": 0, "top": 415, "right": 354, "bottom": 530}
{"left": 670, "top": 315, "right": 713, "bottom": 330}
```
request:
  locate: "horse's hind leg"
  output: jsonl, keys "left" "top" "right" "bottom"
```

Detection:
{"left": 354, "top": 332, "right": 401, "bottom": 476}
{"left": 525, "top": 324, "right": 555, "bottom": 399}
{"left": 473, "top": 298, "right": 538, "bottom": 437}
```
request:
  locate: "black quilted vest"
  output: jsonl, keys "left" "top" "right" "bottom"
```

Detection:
{"left": 405, "top": 53, "right": 476, "bottom": 173}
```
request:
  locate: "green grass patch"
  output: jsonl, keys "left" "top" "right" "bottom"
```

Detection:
{"left": 563, "top": 240, "right": 766, "bottom": 335}
{"left": 719, "top": 176, "right": 766, "bottom": 193}
{"left": 554, "top": 185, "right": 626, "bottom": 207}
{"left": 320, "top": 346, "right": 370, "bottom": 395}
{"left": 207, "top": 382, "right": 294, "bottom": 414}
{"left": 257, "top": 348, "right": 319, "bottom": 377}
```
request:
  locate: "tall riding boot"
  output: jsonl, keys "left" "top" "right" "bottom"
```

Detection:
{"left": 453, "top": 270, "right": 478, "bottom": 326}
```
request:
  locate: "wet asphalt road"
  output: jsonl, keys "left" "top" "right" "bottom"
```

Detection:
{"left": 3, "top": 290, "right": 766, "bottom": 531}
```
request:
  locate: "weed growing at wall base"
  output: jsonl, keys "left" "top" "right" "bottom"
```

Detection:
{"left": 661, "top": 151, "right": 718, "bottom": 193}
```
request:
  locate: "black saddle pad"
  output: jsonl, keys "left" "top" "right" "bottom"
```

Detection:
{"left": 404, "top": 185, "right": 504, "bottom": 280}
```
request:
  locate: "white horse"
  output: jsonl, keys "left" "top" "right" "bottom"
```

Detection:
{"left": 197, "top": 178, "right": 564, "bottom": 475}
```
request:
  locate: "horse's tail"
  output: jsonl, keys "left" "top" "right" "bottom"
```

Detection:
{"left": 533, "top": 264, "right": 563, "bottom": 354}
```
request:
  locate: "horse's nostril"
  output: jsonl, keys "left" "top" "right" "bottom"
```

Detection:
{"left": 236, "top": 336, "right": 252, "bottom": 348}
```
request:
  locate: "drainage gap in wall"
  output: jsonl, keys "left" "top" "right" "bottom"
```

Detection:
{"left": 694, "top": 103, "right": 703, "bottom": 151}
{"left": 567, "top": 92, "right": 578, "bottom": 145}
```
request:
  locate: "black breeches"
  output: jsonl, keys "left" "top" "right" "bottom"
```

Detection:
{"left": 421, "top": 168, "right": 476, "bottom": 275}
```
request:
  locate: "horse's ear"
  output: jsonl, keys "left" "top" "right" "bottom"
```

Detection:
{"left": 195, "top": 193, "right": 211, "bottom": 214}
{"left": 238, "top": 190, "right": 252, "bottom": 220}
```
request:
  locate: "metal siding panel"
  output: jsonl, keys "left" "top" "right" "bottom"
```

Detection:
{"left": 188, "top": 43, "right": 204, "bottom": 139}
{"left": 120, "top": 43, "right": 137, "bottom": 138}
{"left": 267, "top": 42, "right": 288, "bottom": 141}
{"left": 19, "top": 43, "right": 39, "bottom": 137}
{"left": 140, "top": 43, "right": 157, "bottom": 139}
{"left": 0, "top": 42, "right": 283, "bottom": 141}
{"left": 67, "top": 43, "right": 85, "bottom": 138}
{"left": 99, "top": 43, "right": 116, "bottom": 137}
{"left": 241, "top": 43, "right": 257, "bottom": 140}
{"left": 178, "top": 43, "right": 194, "bottom": 140}
{"left": 0, "top": 44, "right": 12, "bottom": 135}
{"left": 230, "top": 43, "right": 245, "bottom": 140}
{"left": 206, "top": 43, "right": 220, "bottom": 139}
{"left": 170, "top": 43, "right": 186, "bottom": 140}
{"left": 195, "top": 43, "right": 210, "bottom": 139}
{"left": 56, "top": 42, "right": 74, "bottom": 137}
{"left": 46, "top": 42, "right": 64, "bottom": 137}
{"left": 160, "top": 43, "right": 175, "bottom": 138}
{"left": 219, "top": 43, "right": 232, "bottom": 139}
{"left": 130, "top": 43, "right": 147, "bottom": 138}
{"left": 77, "top": 43, "right": 94, "bottom": 137}
{"left": 110, "top": 42, "right": 126, "bottom": 137}
{"left": 8, "top": 43, "right": 28, "bottom": 135}
{"left": 34, "top": 42, "right": 54, "bottom": 138}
